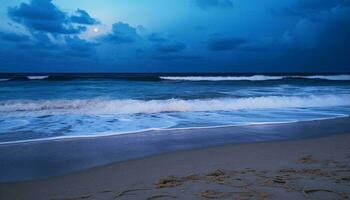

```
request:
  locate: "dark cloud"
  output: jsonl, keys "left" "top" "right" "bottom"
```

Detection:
{"left": 2, "top": 0, "right": 102, "bottom": 69}
{"left": 271, "top": 0, "right": 350, "bottom": 71}
{"left": 151, "top": 54, "right": 202, "bottom": 61}
{"left": 101, "top": 22, "right": 140, "bottom": 44}
{"left": 154, "top": 42, "right": 186, "bottom": 53}
{"left": 148, "top": 33, "right": 167, "bottom": 43}
{"left": 207, "top": 37, "right": 247, "bottom": 51}
{"left": 196, "top": 0, "right": 233, "bottom": 10}
{"left": 136, "top": 25, "right": 146, "bottom": 33}
{"left": 63, "top": 36, "right": 98, "bottom": 57}
{"left": 7, "top": 0, "right": 94, "bottom": 34}
{"left": 294, "top": 0, "right": 350, "bottom": 11}
{"left": 8, "top": 0, "right": 65, "bottom": 21}
{"left": 0, "top": 31, "right": 30, "bottom": 42}
{"left": 240, "top": 45, "right": 269, "bottom": 52}
{"left": 6, "top": 32, "right": 57, "bottom": 51}
{"left": 70, "top": 9, "right": 99, "bottom": 25}
{"left": 31, "top": 32, "right": 58, "bottom": 50}
{"left": 1, "top": 0, "right": 349, "bottom": 72}
{"left": 1, "top": 33, "right": 97, "bottom": 64}
{"left": 273, "top": 0, "right": 350, "bottom": 17}
{"left": 148, "top": 33, "right": 186, "bottom": 53}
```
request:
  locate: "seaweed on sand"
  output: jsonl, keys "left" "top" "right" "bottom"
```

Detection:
{"left": 155, "top": 176, "right": 182, "bottom": 188}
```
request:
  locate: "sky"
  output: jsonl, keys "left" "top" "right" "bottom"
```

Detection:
{"left": 0, "top": 0, "right": 349, "bottom": 73}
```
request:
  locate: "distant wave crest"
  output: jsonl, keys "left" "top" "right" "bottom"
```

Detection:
{"left": 160, "top": 75, "right": 350, "bottom": 81}
{"left": 1, "top": 95, "right": 349, "bottom": 114}
{"left": 160, "top": 75, "right": 283, "bottom": 81}
{"left": 301, "top": 75, "right": 350, "bottom": 80}
{"left": 0, "top": 75, "right": 349, "bottom": 82}
{"left": 27, "top": 76, "right": 50, "bottom": 80}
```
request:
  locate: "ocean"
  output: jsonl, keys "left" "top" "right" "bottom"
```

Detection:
{"left": 1, "top": 74, "right": 350, "bottom": 144}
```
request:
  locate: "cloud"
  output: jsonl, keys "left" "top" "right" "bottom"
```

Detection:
{"left": 2, "top": 32, "right": 97, "bottom": 62}
{"left": 207, "top": 37, "right": 247, "bottom": 51}
{"left": 7, "top": 0, "right": 95, "bottom": 34}
{"left": 31, "top": 32, "right": 58, "bottom": 49}
{"left": 281, "top": 1, "right": 350, "bottom": 47}
{"left": 101, "top": 22, "right": 140, "bottom": 44}
{"left": 273, "top": 0, "right": 350, "bottom": 17}
{"left": 154, "top": 42, "right": 186, "bottom": 53}
{"left": 240, "top": 44, "right": 269, "bottom": 52}
{"left": 273, "top": 0, "right": 350, "bottom": 70}
{"left": 0, "top": 31, "right": 30, "bottom": 42}
{"left": 291, "top": 0, "right": 349, "bottom": 13}
{"left": 195, "top": 0, "right": 233, "bottom": 10}
{"left": 148, "top": 33, "right": 167, "bottom": 43}
{"left": 147, "top": 32, "right": 186, "bottom": 53}
{"left": 151, "top": 54, "right": 202, "bottom": 61}
{"left": 63, "top": 36, "right": 98, "bottom": 57}
{"left": 70, "top": 9, "right": 99, "bottom": 25}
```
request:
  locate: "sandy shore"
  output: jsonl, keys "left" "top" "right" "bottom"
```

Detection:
{"left": 1, "top": 133, "right": 350, "bottom": 200}
{"left": 2, "top": 117, "right": 350, "bottom": 183}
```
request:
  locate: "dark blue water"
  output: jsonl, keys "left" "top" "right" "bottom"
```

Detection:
{"left": 0, "top": 74, "right": 350, "bottom": 144}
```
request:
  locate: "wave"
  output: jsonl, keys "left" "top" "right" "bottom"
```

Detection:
{"left": 0, "top": 75, "right": 349, "bottom": 82}
{"left": 160, "top": 75, "right": 350, "bottom": 81}
{"left": 1, "top": 95, "right": 349, "bottom": 114}
{"left": 27, "top": 76, "right": 50, "bottom": 80}
{"left": 299, "top": 75, "right": 350, "bottom": 80}
{"left": 160, "top": 75, "right": 284, "bottom": 81}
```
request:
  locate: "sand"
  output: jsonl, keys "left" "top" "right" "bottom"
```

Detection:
{"left": 2, "top": 117, "right": 350, "bottom": 183}
{"left": 1, "top": 133, "right": 350, "bottom": 200}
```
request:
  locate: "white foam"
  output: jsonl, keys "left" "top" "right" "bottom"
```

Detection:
{"left": 0, "top": 79, "right": 10, "bottom": 82}
{"left": 0, "top": 115, "right": 347, "bottom": 145}
{"left": 160, "top": 75, "right": 284, "bottom": 81}
{"left": 1, "top": 95, "right": 349, "bottom": 114}
{"left": 160, "top": 75, "right": 350, "bottom": 81}
{"left": 27, "top": 76, "right": 49, "bottom": 80}
{"left": 300, "top": 75, "right": 350, "bottom": 80}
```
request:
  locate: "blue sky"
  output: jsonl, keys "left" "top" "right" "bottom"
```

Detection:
{"left": 0, "top": 0, "right": 349, "bottom": 73}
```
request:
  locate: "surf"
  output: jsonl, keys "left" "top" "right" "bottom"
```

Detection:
{"left": 1, "top": 94, "right": 350, "bottom": 114}
{"left": 27, "top": 76, "right": 50, "bottom": 80}
{"left": 160, "top": 75, "right": 350, "bottom": 81}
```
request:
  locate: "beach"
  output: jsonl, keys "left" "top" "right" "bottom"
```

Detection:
{"left": 1, "top": 75, "right": 350, "bottom": 199}
{"left": 1, "top": 0, "right": 349, "bottom": 197}
{"left": 1, "top": 119, "right": 350, "bottom": 200}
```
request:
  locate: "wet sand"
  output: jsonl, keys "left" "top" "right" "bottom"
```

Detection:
{"left": 1, "top": 117, "right": 350, "bottom": 183}
{"left": 1, "top": 133, "right": 350, "bottom": 200}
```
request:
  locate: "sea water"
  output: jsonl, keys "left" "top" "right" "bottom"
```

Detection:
{"left": 0, "top": 74, "right": 349, "bottom": 144}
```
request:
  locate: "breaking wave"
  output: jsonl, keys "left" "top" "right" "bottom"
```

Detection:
{"left": 160, "top": 75, "right": 350, "bottom": 81}
{"left": 1, "top": 95, "right": 349, "bottom": 114}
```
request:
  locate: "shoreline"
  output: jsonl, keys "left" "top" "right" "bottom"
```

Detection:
{"left": 1, "top": 117, "right": 350, "bottom": 183}
{"left": 1, "top": 115, "right": 347, "bottom": 146}
{"left": 1, "top": 133, "right": 350, "bottom": 199}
